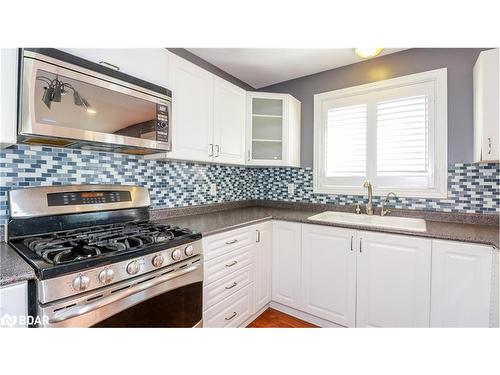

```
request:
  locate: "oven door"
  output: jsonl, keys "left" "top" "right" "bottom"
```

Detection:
{"left": 40, "top": 259, "right": 202, "bottom": 328}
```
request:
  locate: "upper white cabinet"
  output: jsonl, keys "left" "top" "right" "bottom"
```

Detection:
{"left": 246, "top": 92, "right": 301, "bottom": 167}
{"left": 301, "top": 225, "right": 356, "bottom": 327}
{"left": 167, "top": 53, "right": 214, "bottom": 162}
{"left": 356, "top": 231, "right": 432, "bottom": 327}
{"left": 272, "top": 221, "right": 302, "bottom": 309}
{"left": 213, "top": 77, "right": 246, "bottom": 164}
{"left": 473, "top": 48, "right": 499, "bottom": 162}
{"left": 59, "top": 48, "right": 170, "bottom": 88}
{"left": 431, "top": 240, "right": 494, "bottom": 327}
{"left": 0, "top": 48, "right": 18, "bottom": 148}
{"left": 164, "top": 53, "right": 246, "bottom": 164}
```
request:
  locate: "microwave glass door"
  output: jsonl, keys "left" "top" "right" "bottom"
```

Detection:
{"left": 33, "top": 68, "right": 162, "bottom": 142}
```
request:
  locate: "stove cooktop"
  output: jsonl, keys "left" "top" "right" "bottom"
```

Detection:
{"left": 9, "top": 221, "right": 202, "bottom": 279}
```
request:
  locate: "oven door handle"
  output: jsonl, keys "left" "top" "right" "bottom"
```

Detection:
{"left": 49, "top": 264, "right": 201, "bottom": 324}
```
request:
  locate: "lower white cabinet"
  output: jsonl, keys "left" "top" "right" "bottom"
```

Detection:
{"left": 431, "top": 240, "right": 494, "bottom": 327}
{"left": 202, "top": 221, "right": 272, "bottom": 327}
{"left": 203, "top": 283, "right": 254, "bottom": 328}
{"left": 0, "top": 282, "right": 28, "bottom": 328}
{"left": 272, "top": 221, "right": 302, "bottom": 309}
{"left": 356, "top": 231, "right": 432, "bottom": 327}
{"left": 201, "top": 220, "right": 496, "bottom": 328}
{"left": 301, "top": 225, "right": 356, "bottom": 327}
{"left": 254, "top": 221, "right": 272, "bottom": 312}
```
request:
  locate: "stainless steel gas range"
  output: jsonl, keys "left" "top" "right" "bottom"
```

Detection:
{"left": 7, "top": 184, "right": 203, "bottom": 328}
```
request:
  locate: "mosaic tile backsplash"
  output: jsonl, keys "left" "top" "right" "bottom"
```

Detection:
{"left": 253, "top": 165, "right": 499, "bottom": 214}
{"left": 0, "top": 145, "right": 499, "bottom": 228}
{"left": 0, "top": 145, "right": 255, "bottom": 225}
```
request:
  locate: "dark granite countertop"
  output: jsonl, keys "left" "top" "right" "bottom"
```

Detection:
{"left": 0, "top": 242, "right": 36, "bottom": 287}
{"left": 1, "top": 202, "right": 497, "bottom": 287}
{"left": 154, "top": 206, "right": 500, "bottom": 248}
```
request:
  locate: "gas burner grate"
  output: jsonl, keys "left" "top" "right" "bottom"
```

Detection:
{"left": 19, "top": 221, "right": 193, "bottom": 265}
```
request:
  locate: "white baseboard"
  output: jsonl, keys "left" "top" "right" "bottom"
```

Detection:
{"left": 241, "top": 301, "right": 346, "bottom": 328}
{"left": 269, "top": 302, "right": 345, "bottom": 328}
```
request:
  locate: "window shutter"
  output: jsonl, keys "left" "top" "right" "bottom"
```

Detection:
{"left": 376, "top": 95, "right": 429, "bottom": 176}
{"left": 326, "top": 104, "right": 367, "bottom": 176}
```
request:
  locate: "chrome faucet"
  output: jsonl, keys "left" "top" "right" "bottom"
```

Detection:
{"left": 362, "top": 180, "right": 374, "bottom": 215}
{"left": 381, "top": 192, "right": 398, "bottom": 216}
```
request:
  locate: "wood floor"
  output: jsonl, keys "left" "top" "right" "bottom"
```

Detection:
{"left": 247, "top": 308, "right": 318, "bottom": 328}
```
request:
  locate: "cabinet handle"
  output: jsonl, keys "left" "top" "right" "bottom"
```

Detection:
{"left": 215, "top": 145, "right": 220, "bottom": 157}
{"left": 225, "top": 260, "right": 238, "bottom": 268}
{"left": 225, "top": 311, "right": 238, "bottom": 321}
{"left": 209, "top": 144, "right": 214, "bottom": 157}
{"left": 488, "top": 137, "right": 492, "bottom": 154}
{"left": 225, "top": 239, "right": 238, "bottom": 245}
{"left": 256, "top": 230, "right": 261, "bottom": 243}
{"left": 359, "top": 238, "right": 362, "bottom": 253}
{"left": 350, "top": 236, "right": 354, "bottom": 251}
{"left": 99, "top": 61, "right": 120, "bottom": 71}
{"left": 225, "top": 282, "right": 238, "bottom": 290}
{"left": 247, "top": 150, "right": 251, "bottom": 161}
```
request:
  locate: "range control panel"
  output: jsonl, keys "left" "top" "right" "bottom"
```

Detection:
{"left": 47, "top": 191, "right": 132, "bottom": 206}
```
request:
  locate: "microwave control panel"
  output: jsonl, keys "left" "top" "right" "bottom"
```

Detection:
{"left": 156, "top": 103, "right": 169, "bottom": 143}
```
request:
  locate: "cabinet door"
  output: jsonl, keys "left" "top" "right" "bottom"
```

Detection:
{"left": 246, "top": 92, "right": 288, "bottom": 166}
{"left": 473, "top": 48, "right": 499, "bottom": 162}
{"left": 301, "top": 224, "right": 356, "bottom": 327}
{"left": 168, "top": 53, "right": 214, "bottom": 162}
{"left": 59, "top": 48, "right": 170, "bottom": 88}
{"left": 0, "top": 48, "right": 18, "bottom": 148}
{"left": 254, "top": 222, "right": 272, "bottom": 312}
{"left": 213, "top": 77, "right": 246, "bottom": 164}
{"left": 0, "top": 282, "right": 28, "bottom": 328}
{"left": 431, "top": 240, "right": 493, "bottom": 327}
{"left": 356, "top": 231, "right": 431, "bottom": 327}
{"left": 272, "top": 221, "right": 301, "bottom": 309}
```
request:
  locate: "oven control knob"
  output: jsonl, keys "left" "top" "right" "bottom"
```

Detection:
{"left": 171, "top": 249, "right": 182, "bottom": 261}
{"left": 126, "top": 260, "right": 141, "bottom": 275}
{"left": 98, "top": 268, "right": 114, "bottom": 284}
{"left": 152, "top": 254, "right": 164, "bottom": 267}
{"left": 184, "top": 245, "right": 194, "bottom": 256}
{"left": 72, "top": 275, "right": 90, "bottom": 291}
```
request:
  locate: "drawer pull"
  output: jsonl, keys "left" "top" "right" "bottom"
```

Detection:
{"left": 225, "top": 282, "right": 238, "bottom": 290}
{"left": 225, "top": 239, "right": 238, "bottom": 245}
{"left": 225, "top": 311, "right": 237, "bottom": 321}
{"left": 225, "top": 260, "right": 238, "bottom": 268}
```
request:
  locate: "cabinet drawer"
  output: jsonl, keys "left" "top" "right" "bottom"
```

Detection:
{"left": 204, "top": 265, "right": 253, "bottom": 310}
{"left": 204, "top": 244, "right": 252, "bottom": 286}
{"left": 203, "top": 283, "right": 253, "bottom": 328}
{"left": 202, "top": 226, "right": 254, "bottom": 261}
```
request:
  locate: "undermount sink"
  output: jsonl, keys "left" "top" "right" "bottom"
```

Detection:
{"left": 307, "top": 211, "right": 427, "bottom": 232}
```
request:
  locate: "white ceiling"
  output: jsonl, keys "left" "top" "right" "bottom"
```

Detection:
{"left": 187, "top": 48, "right": 408, "bottom": 89}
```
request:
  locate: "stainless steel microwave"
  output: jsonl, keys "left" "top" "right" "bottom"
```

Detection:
{"left": 18, "top": 49, "right": 172, "bottom": 154}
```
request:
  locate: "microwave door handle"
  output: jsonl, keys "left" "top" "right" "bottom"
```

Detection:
{"left": 49, "top": 264, "right": 201, "bottom": 324}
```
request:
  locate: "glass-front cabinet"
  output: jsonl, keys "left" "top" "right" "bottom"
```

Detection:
{"left": 246, "top": 92, "right": 301, "bottom": 167}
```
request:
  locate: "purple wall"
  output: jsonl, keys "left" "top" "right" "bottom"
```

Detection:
{"left": 260, "top": 48, "right": 490, "bottom": 167}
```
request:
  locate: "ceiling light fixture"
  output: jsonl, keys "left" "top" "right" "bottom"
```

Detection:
{"left": 37, "top": 76, "right": 96, "bottom": 114}
{"left": 354, "top": 48, "right": 384, "bottom": 59}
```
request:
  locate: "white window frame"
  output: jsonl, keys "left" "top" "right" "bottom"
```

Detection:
{"left": 313, "top": 68, "right": 448, "bottom": 198}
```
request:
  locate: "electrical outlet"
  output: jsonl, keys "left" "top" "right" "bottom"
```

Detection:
{"left": 287, "top": 183, "right": 295, "bottom": 195}
{"left": 209, "top": 183, "right": 217, "bottom": 196}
